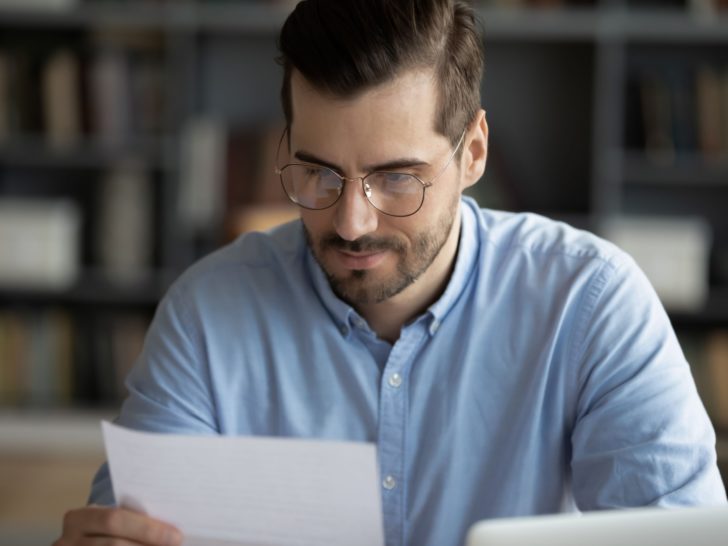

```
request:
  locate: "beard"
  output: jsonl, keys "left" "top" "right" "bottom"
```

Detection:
{"left": 304, "top": 199, "right": 458, "bottom": 306}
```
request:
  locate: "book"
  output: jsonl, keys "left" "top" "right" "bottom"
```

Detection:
{"left": 679, "top": 332, "right": 713, "bottom": 413}
{"left": 706, "top": 331, "right": 728, "bottom": 430}
{"left": 0, "top": 312, "right": 12, "bottom": 404}
{"left": 0, "top": 309, "right": 76, "bottom": 408}
{"left": 0, "top": 0, "right": 78, "bottom": 11}
{"left": 96, "top": 159, "right": 153, "bottom": 284}
{"left": 0, "top": 312, "right": 29, "bottom": 406}
{"left": 639, "top": 69, "right": 675, "bottom": 164}
{"left": 600, "top": 216, "right": 711, "bottom": 312}
{"left": 527, "top": 0, "right": 564, "bottom": 7}
{"left": 666, "top": 62, "right": 697, "bottom": 158}
{"left": 42, "top": 49, "right": 82, "bottom": 149}
{"left": 109, "top": 314, "right": 148, "bottom": 401}
{"left": 129, "top": 54, "right": 164, "bottom": 136}
{"left": 689, "top": 0, "right": 728, "bottom": 14}
{"left": 177, "top": 116, "right": 228, "bottom": 233}
{"left": 224, "top": 127, "right": 260, "bottom": 215}
{"left": 93, "top": 314, "right": 117, "bottom": 405}
{"left": 6, "top": 49, "right": 39, "bottom": 136}
{"left": 695, "top": 64, "right": 723, "bottom": 159}
{"left": 721, "top": 67, "right": 728, "bottom": 154}
{"left": 51, "top": 310, "right": 74, "bottom": 405}
{"left": 27, "top": 311, "right": 52, "bottom": 406}
{"left": 254, "top": 124, "right": 288, "bottom": 204}
{"left": 89, "top": 46, "right": 131, "bottom": 148}
{"left": 0, "top": 198, "right": 81, "bottom": 289}
{"left": 0, "top": 50, "right": 9, "bottom": 143}
{"left": 224, "top": 124, "right": 299, "bottom": 239}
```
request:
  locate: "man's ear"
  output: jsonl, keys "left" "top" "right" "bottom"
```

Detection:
{"left": 460, "top": 109, "right": 488, "bottom": 191}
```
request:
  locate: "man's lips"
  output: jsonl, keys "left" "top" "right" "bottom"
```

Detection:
{"left": 334, "top": 249, "right": 388, "bottom": 270}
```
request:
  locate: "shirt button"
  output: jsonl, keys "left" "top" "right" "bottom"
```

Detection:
{"left": 382, "top": 475, "right": 396, "bottom": 490}
{"left": 430, "top": 320, "right": 440, "bottom": 334}
{"left": 354, "top": 317, "right": 366, "bottom": 329}
{"left": 388, "top": 373, "right": 402, "bottom": 388}
{"left": 340, "top": 325, "right": 349, "bottom": 336}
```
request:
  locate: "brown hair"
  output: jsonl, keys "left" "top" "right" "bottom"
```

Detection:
{"left": 277, "top": 0, "right": 484, "bottom": 147}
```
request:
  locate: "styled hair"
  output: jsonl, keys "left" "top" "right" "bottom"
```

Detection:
{"left": 277, "top": 0, "right": 484, "bottom": 147}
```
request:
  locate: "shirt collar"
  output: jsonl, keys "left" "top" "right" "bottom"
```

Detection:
{"left": 305, "top": 197, "right": 481, "bottom": 337}
{"left": 426, "top": 196, "right": 479, "bottom": 325}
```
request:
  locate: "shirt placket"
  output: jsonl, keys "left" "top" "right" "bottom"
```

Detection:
{"left": 378, "top": 324, "right": 427, "bottom": 546}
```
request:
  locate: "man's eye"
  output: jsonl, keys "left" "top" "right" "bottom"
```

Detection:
{"left": 303, "top": 166, "right": 322, "bottom": 177}
{"left": 383, "top": 173, "right": 411, "bottom": 183}
{"left": 376, "top": 173, "right": 419, "bottom": 195}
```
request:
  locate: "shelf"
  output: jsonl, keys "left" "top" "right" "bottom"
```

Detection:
{"left": 718, "top": 436, "right": 728, "bottom": 463}
{"left": 0, "top": 1, "right": 173, "bottom": 30}
{"left": 176, "top": 1, "right": 292, "bottom": 34}
{"left": 669, "top": 288, "right": 728, "bottom": 330}
{"left": 0, "top": 268, "right": 175, "bottom": 307}
{"left": 0, "top": 409, "right": 112, "bottom": 455}
{"left": 0, "top": 408, "right": 724, "bottom": 463}
{"left": 0, "top": 0, "right": 291, "bottom": 32}
{"left": 612, "top": 9, "right": 728, "bottom": 44}
{"left": 2, "top": 3, "right": 728, "bottom": 43}
{"left": 473, "top": 7, "right": 599, "bottom": 42}
{"left": 0, "top": 136, "right": 173, "bottom": 171}
{"left": 623, "top": 152, "right": 728, "bottom": 187}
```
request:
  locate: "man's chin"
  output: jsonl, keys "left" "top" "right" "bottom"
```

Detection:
{"left": 327, "top": 269, "right": 415, "bottom": 306}
{"left": 327, "top": 270, "right": 374, "bottom": 303}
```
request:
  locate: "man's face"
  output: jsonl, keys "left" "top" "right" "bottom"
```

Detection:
{"left": 288, "top": 69, "right": 469, "bottom": 306}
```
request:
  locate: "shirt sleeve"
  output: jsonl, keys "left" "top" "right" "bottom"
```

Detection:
{"left": 88, "top": 281, "right": 218, "bottom": 505}
{"left": 570, "top": 254, "right": 727, "bottom": 508}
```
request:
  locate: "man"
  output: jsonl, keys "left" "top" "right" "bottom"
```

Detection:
{"left": 55, "top": 1, "right": 727, "bottom": 545}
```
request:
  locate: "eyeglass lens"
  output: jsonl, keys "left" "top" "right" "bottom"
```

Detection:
{"left": 280, "top": 165, "right": 425, "bottom": 217}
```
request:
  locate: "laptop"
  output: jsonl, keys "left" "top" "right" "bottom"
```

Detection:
{"left": 465, "top": 506, "right": 728, "bottom": 546}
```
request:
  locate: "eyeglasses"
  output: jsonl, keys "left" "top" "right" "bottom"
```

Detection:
{"left": 275, "top": 129, "right": 466, "bottom": 218}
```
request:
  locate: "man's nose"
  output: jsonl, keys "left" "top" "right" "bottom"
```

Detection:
{"left": 332, "top": 178, "right": 379, "bottom": 241}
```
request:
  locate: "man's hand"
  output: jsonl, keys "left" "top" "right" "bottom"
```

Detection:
{"left": 53, "top": 505, "right": 183, "bottom": 546}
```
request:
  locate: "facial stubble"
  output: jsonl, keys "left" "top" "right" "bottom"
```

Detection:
{"left": 304, "top": 197, "right": 459, "bottom": 306}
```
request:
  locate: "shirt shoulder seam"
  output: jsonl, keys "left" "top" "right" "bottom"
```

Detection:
{"left": 566, "top": 256, "right": 623, "bottom": 391}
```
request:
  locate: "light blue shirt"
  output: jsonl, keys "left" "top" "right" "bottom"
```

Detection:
{"left": 90, "top": 197, "right": 726, "bottom": 546}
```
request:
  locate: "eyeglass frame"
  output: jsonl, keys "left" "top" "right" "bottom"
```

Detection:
{"left": 274, "top": 128, "right": 467, "bottom": 218}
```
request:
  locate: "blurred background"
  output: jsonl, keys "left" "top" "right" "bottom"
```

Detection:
{"left": 0, "top": 0, "right": 727, "bottom": 543}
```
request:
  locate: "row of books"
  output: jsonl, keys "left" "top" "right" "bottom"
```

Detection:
{"left": 681, "top": 329, "right": 728, "bottom": 432}
{"left": 479, "top": 0, "right": 595, "bottom": 6}
{"left": 627, "top": 62, "right": 728, "bottom": 163}
{"left": 2, "top": 0, "right": 727, "bottom": 16}
{"left": 638, "top": 0, "right": 728, "bottom": 11}
{"left": 688, "top": 0, "right": 728, "bottom": 13}
{"left": 0, "top": 160, "right": 155, "bottom": 290}
{"left": 0, "top": 33, "right": 165, "bottom": 149}
{"left": 0, "top": 119, "right": 290, "bottom": 293}
{"left": 177, "top": 118, "right": 298, "bottom": 244}
{"left": 481, "top": 0, "right": 728, "bottom": 10}
{"left": 0, "top": 309, "right": 149, "bottom": 408}
{"left": 0, "top": 308, "right": 725, "bottom": 426}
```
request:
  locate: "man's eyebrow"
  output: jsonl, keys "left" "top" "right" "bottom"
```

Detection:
{"left": 293, "top": 150, "right": 431, "bottom": 173}
{"left": 293, "top": 151, "right": 342, "bottom": 172}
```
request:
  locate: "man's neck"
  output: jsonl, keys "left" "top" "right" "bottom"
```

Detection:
{"left": 356, "top": 213, "right": 462, "bottom": 344}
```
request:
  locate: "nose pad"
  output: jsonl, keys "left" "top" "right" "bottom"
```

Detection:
{"left": 364, "top": 181, "right": 373, "bottom": 199}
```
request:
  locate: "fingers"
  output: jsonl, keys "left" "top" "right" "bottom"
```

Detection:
{"left": 58, "top": 505, "right": 183, "bottom": 546}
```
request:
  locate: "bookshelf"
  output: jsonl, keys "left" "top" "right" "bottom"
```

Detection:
{"left": 0, "top": 0, "right": 726, "bottom": 474}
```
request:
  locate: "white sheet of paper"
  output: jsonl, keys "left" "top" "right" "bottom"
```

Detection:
{"left": 102, "top": 421, "right": 384, "bottom": 546}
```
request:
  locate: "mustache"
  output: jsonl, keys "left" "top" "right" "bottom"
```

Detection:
{"left": 321, "top": 233, "right": 405, "bottom": 253}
